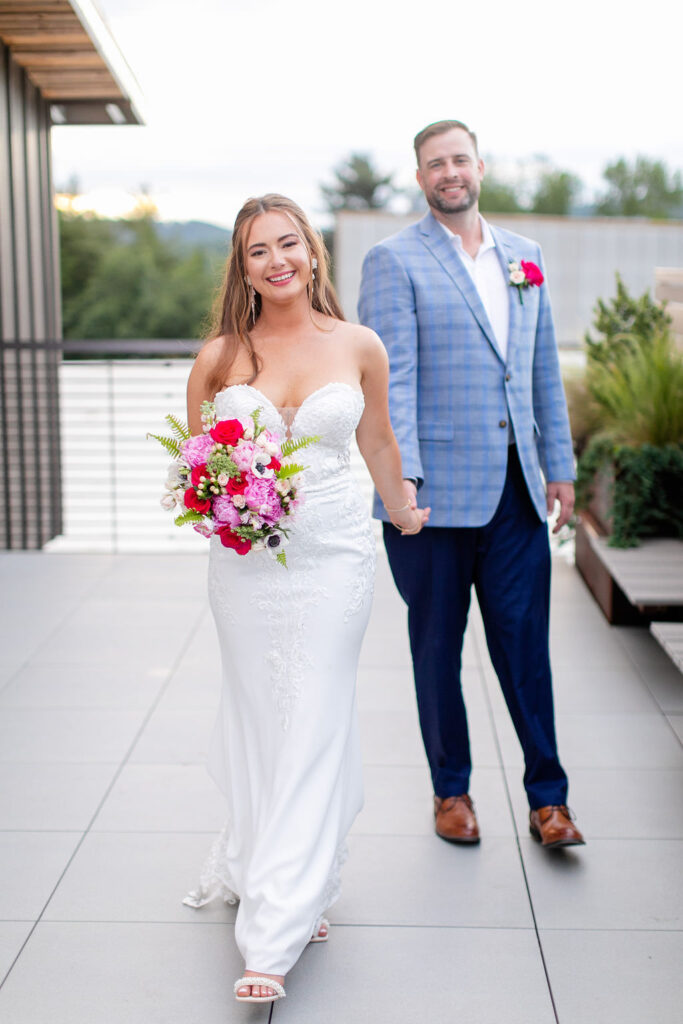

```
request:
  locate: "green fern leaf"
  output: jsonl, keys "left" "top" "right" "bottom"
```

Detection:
{"left": 276, "top": 463, "right": 305, "bottom": 479}
{"left": 276, "top": 551, "right": 288, "bottom": 568}
{"left": 147, "top": 432, "right": 181, "bottom": 458}
{"left": 166, "top": 413, "right": 190, "bottom": 441}
{"left": 174, "top": 508, "right": 204, "bottom": 526}
{"left": 280, "top": 434, "right": 320, "bottom": 457}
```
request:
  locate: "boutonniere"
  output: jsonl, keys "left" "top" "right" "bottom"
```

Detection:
{"left": 507, "top": 259, "right": 544, "bottom": 304}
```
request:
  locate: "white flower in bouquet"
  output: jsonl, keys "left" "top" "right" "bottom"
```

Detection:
{"left": 166, "top": 463, "right": 183, "bottom": 488}
{"left": 242, "top": 417, "right": 256, "bottom": 440}
{"left": 160, "top": 492, "right": 176, "bottom": 510}
{"left": 265, "top": 532, "right": 288, "bottom": 558}
{"left": 217, "top": 473, "right": 230, "bottom": 487}
{"left": 232, "top": 494, "right": 246, "bottom": 508}
{"left": 251, "top": 453, "right": 275, "bottom": 478}
{"left": 275, "top": 478, "right": 292, "bottom": 496}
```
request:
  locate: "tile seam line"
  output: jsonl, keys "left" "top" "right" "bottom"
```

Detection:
{"left": 615, "top": 631, "right": 683, "bottom": 745}
{"left": 0, "top": 597, "right": 210, "bottom": 993}
{"left": 473, "top": 615, "right": 561, "bottom": 1024}
{"left": 2, "top": 921, "right": 681, "bottom": 933}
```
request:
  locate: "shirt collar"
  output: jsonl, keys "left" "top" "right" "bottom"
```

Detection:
{"left": 438, "top": 214, "right": 495, "bottom": 257}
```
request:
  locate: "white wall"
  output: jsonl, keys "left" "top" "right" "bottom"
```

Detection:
{"left": 336, "top": 211, "right": 683, "bottom": 345}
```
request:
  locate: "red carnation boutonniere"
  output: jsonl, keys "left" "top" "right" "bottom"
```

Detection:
{"left": 508, "top": 259, "right": 544, "bottom": 304}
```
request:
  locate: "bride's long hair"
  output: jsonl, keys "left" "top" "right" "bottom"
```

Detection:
{"left": 203, "top": 194, "right": 345, "bottom": 397}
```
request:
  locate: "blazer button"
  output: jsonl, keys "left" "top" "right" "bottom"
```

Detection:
{"left": 505, "top": 373, "right": 512, "bottom": 381}
{"left": 499, "top": 419, "right": 507, "bottom": 428}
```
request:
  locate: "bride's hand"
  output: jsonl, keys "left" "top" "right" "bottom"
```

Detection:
{"left": 390, "top": 504, "right": 430, "bottom": 536}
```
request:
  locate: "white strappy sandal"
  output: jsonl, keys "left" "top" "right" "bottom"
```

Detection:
{"left": 310, "top": 917, "right": 329, "bottom": 943}
{"left": 233, "top": 976, "right": 286, "bottom": 1003}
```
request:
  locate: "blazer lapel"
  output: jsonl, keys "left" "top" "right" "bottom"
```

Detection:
{"left": 419, "top": 213, "right": 504, "bottom": 363}
{"left": 489, "top": 225, "right": 523, "bottom": 362}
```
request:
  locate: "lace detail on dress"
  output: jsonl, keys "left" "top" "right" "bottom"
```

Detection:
{"left": 342, "top": 488, "right": 376, "bottom": 623}
{"left": 182, "top": 823, "right": 239, "bottom": 908}
{"left": 207, "top": 546, "right": 237, "bottom": 625}
{"left": 213, "top": 382, "right": 370, "bottom": 730}
{"left": 318, "top": 841, "right": 348, "bottom": 917}
{"left": 250, "top": 519, "right": 328, "bottom": 730}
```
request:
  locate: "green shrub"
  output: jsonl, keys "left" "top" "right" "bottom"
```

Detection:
{"left": 586, "top": 331, "right": 683, "bottom": 447}
{"left": 576, "top": 439, "right": 683, "bottom": 547}
{"left": 574, "top": 276, "right": 683, "bottom": 547}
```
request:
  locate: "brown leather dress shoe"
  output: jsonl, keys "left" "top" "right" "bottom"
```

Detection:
{"left": 529, "top": 805, "right": 585, "bottom": 848}
{"left": 434, "top": 794, "right": 480, "bottom": 844}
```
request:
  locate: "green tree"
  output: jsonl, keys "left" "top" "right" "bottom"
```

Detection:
{"left": 531, "top": 169, "right": 582, "bottom": 214}
{"left": 321, "top": 152, "right": 396, "bottom": 211}
{"left": 584, "top": 272, "right": 672, "bottom": 368}
{"left": 59, "top": 210, "right": 220, "bottom": 339}
{"left": 59, "top": 212, "right": 116, "bottom": 336}
{"left": 478, "top": 171, "right": 523, "bottom": 213}
{"left": 595, "top": 156, "right": 683, "bottom": 218}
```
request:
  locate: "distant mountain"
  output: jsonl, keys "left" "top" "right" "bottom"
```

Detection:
{"left": 154, "top": 220, "right": 232, "bottom": 254}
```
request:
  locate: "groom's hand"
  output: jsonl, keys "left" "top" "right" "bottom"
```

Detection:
{"left": 547, "top": 482, "right": 575, "bottom": 533}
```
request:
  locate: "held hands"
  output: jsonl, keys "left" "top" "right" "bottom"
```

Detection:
{"left": 385, "top": 480, "right": 430, "bottom": 536}
{"left": 547, "top": 481, "right": 575, "bottom": 534}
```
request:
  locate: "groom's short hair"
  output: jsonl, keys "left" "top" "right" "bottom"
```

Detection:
{"left": 414, "top": 120, "right": 479, "bottom": 164}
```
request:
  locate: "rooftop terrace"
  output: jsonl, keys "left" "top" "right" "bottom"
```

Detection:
{"left": 0, "top": 548, "right": 681, "bottom": 1022}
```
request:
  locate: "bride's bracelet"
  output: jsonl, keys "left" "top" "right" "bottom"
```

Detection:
{"left": 390, "top": 508, "right": 420, "bottom": 534}
{"left": 385, "top": 501, "right": 411, "bottom": 513}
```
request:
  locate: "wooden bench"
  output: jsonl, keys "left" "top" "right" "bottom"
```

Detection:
{"left": 575, "top": 516, "right": 683, "bottom": 673}
{"left": 649, "top": 623, "right": 683, "bottom": 673}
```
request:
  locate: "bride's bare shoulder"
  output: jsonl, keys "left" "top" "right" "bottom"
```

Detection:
{"left": 194, "top": 335, "right": 229, "bottom": 370}
{"left": 326, "top": 319, "right": 382, "bottom": 352}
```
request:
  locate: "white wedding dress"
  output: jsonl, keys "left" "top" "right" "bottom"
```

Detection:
{"left": 183, "top": 381, "right": 376, "bottom": 976}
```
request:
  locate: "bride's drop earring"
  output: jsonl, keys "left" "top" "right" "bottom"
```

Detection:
{"left": 311, "top": 257, "right": 318, "bottom": 283}
{"left": 245, "top": 275, "right": 256, "bottom": 325}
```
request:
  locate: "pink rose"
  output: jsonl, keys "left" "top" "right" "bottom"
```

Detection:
{"left": 521, "top": 260, "right": 544, "bottom": 287}
{"left": 210, "top": 418, "right": 244, "bottom": 446}
{"left": 184, "top": 489, "right": 211, "bottom": 515}
{"left": 217, "top": 528, "right": 251, "bottom": 555}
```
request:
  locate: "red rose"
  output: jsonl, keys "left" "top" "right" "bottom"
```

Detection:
{"left": 226, "top": 475, "right": 247, "bottom": 495}
{"left": 210, "top": 419, "right": 243, "bottom": 445}
{"left": 217, "top": 527, "right": 252, "bottom": 555}
{"left": 269, "top": 456, "right": 281, "bottom": 472}
{"left": 191, "top": 464, "right": 208, "bottom": 487}
{"left": 184, "top": 488, "right": 211, "bottom": 515}
{"left": 521, "top": 260, "right": 544, "bottom": 287}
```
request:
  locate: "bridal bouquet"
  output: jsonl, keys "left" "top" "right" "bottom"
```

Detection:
{"left": 149, "top": 402, "right": 317, "bottom": 566}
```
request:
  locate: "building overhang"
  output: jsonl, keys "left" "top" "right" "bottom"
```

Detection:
{"left": 0, "top": 0, "right": 144, "bottom": 125}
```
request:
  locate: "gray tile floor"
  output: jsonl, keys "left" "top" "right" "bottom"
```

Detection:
{"left": 0, "top": 549, "right": 681, "bottom": 1023}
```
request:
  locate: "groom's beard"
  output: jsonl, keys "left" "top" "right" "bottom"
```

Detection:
{"left": 427, "top": 181, "right": 479, "bottom": 216}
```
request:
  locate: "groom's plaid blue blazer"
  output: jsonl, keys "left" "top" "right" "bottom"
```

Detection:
{"left": 358, "top": 212, "right": 575, "bottom": 528}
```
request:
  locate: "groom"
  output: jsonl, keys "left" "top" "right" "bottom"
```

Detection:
{"left": 358, "top": 119, "right": 584, "bottom": 849}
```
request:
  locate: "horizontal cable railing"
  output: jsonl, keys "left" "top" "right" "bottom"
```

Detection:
{"left": 46, "top": 341, "right": 376, "bottom": 554}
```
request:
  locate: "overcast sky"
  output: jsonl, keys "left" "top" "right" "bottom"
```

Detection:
{"left": 51, "top": 0, "right": 683, "bottom": 229}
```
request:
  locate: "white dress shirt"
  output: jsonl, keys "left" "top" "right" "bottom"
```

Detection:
{"left": 439, "top": 216, "right": 510, "bottom": 362}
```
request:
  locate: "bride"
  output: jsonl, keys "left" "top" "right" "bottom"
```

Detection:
{"left": 184, "top": 194, "right": 429, "bottom": 1004}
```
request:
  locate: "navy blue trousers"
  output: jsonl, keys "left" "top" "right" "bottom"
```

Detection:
{"left": 384, "top": 446, "right": 568, "bottom": 810}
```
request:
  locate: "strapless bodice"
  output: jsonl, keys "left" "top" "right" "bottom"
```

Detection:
{"left": 214, "top": 382, "right": 365, "bottom": 487}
